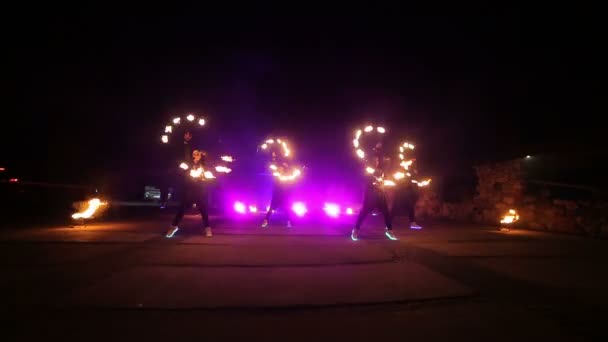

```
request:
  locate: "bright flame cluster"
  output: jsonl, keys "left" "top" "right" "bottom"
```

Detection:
{"left": 260, "top": 138, "right": 291, "bottom": 158}
{"left": 72, "top": 198, "right": 107, "bottom": 220}
{"left": 352, "top": 125, "right": 386, "bottom": 164}
{"left": 500, "top": 209, "right": 520, "bottom": 225}
{"left": 270, "top": 165, "right": 302, "bottom": 182}
{"left": 160, "top": 113, "right": 206, "bottom": 144}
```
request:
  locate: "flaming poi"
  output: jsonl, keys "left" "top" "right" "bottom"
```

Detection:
{"left": 260, "top": 137, "right": 303, "bottom": 182}
{"left": 500, "top": 209, "right": 519, "bottom": 226}
{"left": 72, "top": 198, "right": 107, "bottom": 220}
{"left": 160, "top": 113, "right": 206, "bottom": 145}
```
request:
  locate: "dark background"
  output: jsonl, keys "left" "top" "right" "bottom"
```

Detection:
{"left": 2, "top": 4, "right": 603, "bottom": 194}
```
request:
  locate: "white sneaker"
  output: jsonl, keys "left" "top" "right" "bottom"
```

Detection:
{"left": 410, "top": 222, "right": 422, "bottom": 230}
{"left": 385, "top": 229, "right": 398, "bottom": 240}
{"left": 261, "top": 219, "right": 269, "bottom": 228}
{"left": 166, "top": 226, "right": 179, "bottom": 238}
{"left": 204, "top": 226, "right": 213, "bottom": 237}
{"left": 286, "top": 220, "right": 293, "bottom": 228}
{"left": 351, "top": 229, "right": 359, "bottom": 241}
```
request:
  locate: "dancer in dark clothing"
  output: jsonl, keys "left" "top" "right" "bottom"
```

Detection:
{"left": 261, "top": 161, "right": 293, "bottom": 228}
{"left": 166, "top": 149, "right": 213, "bottom": 238}
{"left": 351, "top": 157, "right": 397, "bottom": 241}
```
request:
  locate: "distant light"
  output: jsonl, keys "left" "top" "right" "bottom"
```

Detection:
{"left": 234, "top": 202, "right": 246, "bottom": 214}
{"left": 186, "top": 114, "right": 195, "bottom": 121}
{"left": 9, "top": 178, "right": 18, "bottom": 183}
{"left": 0, "top": 167, "right": 5, "bottom": 172}
{"left": 198, "top": 118, "right": 205, "bottom": 126}
{"left": 249, "top": 205, "right": 258, "bottom": 213}
{"left": 525, "top": 155, "right": 532, "bottom": 159}
{"left": 323, "top": 203, "right": 340, "bottom": 218}
{"left": 292, "top": 202, "right": 308, "bottom": 217}
{"left": 346, "top": 208, "right": 354, "bottom": 215}
{"left": 161, "top": 135, "right": 169, "bottom": 143}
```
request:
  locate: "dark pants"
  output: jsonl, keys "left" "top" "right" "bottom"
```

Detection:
{"left": 265, "top": 187, "right": 290, "bottom": 221}
{"left": 392, "top": 190, "right": 418, "bottom": 222}
{"left": 172, "top": 188, "right": 209, "bottom": 227}
{"left": 355, "top": 188, "right": 392, "bottom": 230}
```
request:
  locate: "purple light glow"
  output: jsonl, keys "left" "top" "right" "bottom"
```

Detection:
{"left": 234, "top": 201, "right": 246, "bottom": 214}
{"left": 346, "top": 207, "right": 354, "bottom": 215}
{"left": 292, "top": 202, "right": 308, "bottom": 217}
{"left": 323, "top": 203, "right": 340, "bottom": 218}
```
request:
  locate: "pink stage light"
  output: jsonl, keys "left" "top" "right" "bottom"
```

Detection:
{"left": 323, "top": 203, "right": 340, "bottom": 218}
{"left": 291, "top": 202, "right": 308, "bottom": 217}
{"left": 346, "top": 207, "right": 354, "bottom": 215}
{"left": 234, "top": 201, "right": 246, "bottom": 214}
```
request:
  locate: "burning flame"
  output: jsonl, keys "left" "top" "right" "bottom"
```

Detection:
{"left": 353, "top": 139, "right": 359, "bottom": 148}
{"left": 355, "top": 130, "right": 362, "bottom": 139}
{"left": 261, "top": 143, "right": 268, "bottom": 149}
{"left": 161, "top": 135, "right": 169, "bottom": 143}
{"left": 412, "top": 179, "right": 431, "bottom": 187}
{"left": 221, "top": 156, "right": 234, "bottom": 162}
{"left": 190, "top": 167, "right": 203, "bottom": 178}
{"left": 366, "top": 167, "right": 375, "bottom": 174}
{"left": 180, "top": 163, "right": 189, "bottom": 170}
{"left": 274, "top": 168, "right": 301, "bottom": 182}
{"left": 356, "top": 149, "right": 365, "bottom": 159}
{"left": 383, "top": 179, "right": 396, "bottom": 187}
{"left": 165, "top": 126, "right": 172, "bottom": 133}
{"left": 204, "top": 171, "right": 215, "bottom": 179}
{"left": 377, "top": 127, "right": 386, "bottom": 133}
{"left": 394, "top": 172, "right": 405, "bottom": 180}
{"left": 500, "top": 209, "right": 520, "bottom": 225}
{"left": 364, "top": 126, "right": 374, "bottom": 132}
{"left": 215, "top": 166, "right": 232, "bottom": 173}
{"left": 186, "top": 114, "right": 195, "bottom": 121}
{"left": 173, "top": 117, "right": 181, "bottom": 124}
{"left": 72, "top": 198, "right": 106, "bottom": 220}
{"left": 198, "top": 118, "right": 205, "bottom": 126}
{"left": 266, "top": 139, "right": 274, "bottom": 144}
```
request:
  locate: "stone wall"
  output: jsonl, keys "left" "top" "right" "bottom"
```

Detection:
{"left": 413, "top": 159, "right": 608, "bottom": 237}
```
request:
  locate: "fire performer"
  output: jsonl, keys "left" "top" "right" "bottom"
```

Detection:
{"left": 352, "top": 156, "right": 397, "bottom": 241}
{"left": 261, "top": 153, "right": 294, "bottom": 228}
{"left": 166, "top": 149, "right": 213, "bottom": 238}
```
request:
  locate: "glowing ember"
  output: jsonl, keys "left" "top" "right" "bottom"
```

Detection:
{"left": 500, "top": 209, "right": 520, "bottom": 225}
{"left": 394, "top": 172, "right": 405, "bottom": 180}
{"left": 323, "top": 203, "right": 340, "bottom": 218}
{"left": 215, "top": 166, "right": 232, "bottom": 173}
{"left": 383, "top": 179, "right": 396, "bottom": 187}
{"left": 292, "top": 202, "right": 308, "bottom": 217}
{"left": 203, "top": 171, "right": 215, "bottom": 179}
{"left": 377, "top": 127, "right": 386, "bottom": 133}
{"left": 353, "top": 139, "right": 359, "bottom": 148}
{"left": 165, "top": 126, "right": 172, "bottom": 133}
{"left": 180, "top": 163, "right": 189, "bottom": 170}
{"left": 364, "top": 126, "right": 374, "bottom": 132}
{"left": 355, "top": 129, "right": 362, "bottom": 139}
{"left": 198, "top": 118, "right": 205, "bottom": 126}
{"left": 72, "top": 198, "right": 106, "bottom": 219}
{"left": 412, "top": 179, "right": 431, "bottom": 187}
{"left": 356, "top": 149, "right": 365, "bottom": 159}
{"left": 172, "top": 117, "right": 181, "bottom": 124}
{"left": 161, "top": 135, "right": 169, "bottom": 143}
{"left": 186, "top": 114, "right": 195, "bottom": 121}
{"left": 234, "top": 202, "right": 246, "bottom": 214}
{"left": 221, "top": 156, "right": 234, "bottom": 162}
{"left": 190, "top": 168, "right": 203, "bottom": 178}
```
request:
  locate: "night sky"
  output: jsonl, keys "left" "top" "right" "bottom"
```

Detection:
{"left": 3, "top": 4, "right": 601, "bottom": 187}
